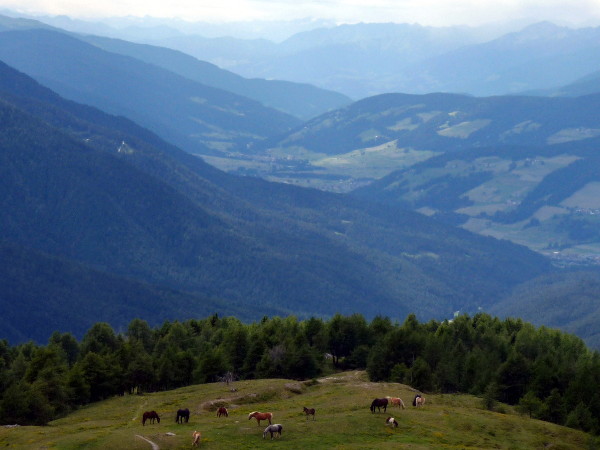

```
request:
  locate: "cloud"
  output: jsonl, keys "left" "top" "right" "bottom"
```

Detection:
{"left": 2, "top": 0, "right": 600, "bottom": 26}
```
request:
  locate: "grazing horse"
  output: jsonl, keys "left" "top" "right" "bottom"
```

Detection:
{"left": 248, "top": 411, "right": 273, "bottom": 426}
{"left": 413, "top": 394, "right": 426, "bottom": 407}
{"left": 142, "top": 411, "right": 160, "bottom": 426}
{"left": 303, "top": 407, "right": 316, "bottom": 421}
{"left": 263, "top": 424, "right": 283, "bottom": 440}
{"left": 217, "top": 406, "right": 229, "bottom": 417}
{"left": 386, "top": 416, "right": 399, "bottom": 427}
{"left": 176, "top": 408, "right": 190, "bottom": 423}
{"left": 387, "top": 397, "right": 405, "bottom": 409}
{"left": 370, "top": 397, "right": 388, "bottom": 413}
{"left": 192, "top": 430, "right": 202, "bottom": 446}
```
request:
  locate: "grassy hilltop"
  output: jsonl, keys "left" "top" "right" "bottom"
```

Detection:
{"left": 0, "top": 371, "right": 592, "bottom": 449}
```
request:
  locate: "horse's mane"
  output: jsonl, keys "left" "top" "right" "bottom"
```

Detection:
{"left": 248, "top": 411, "right": 257, "bottom": 417}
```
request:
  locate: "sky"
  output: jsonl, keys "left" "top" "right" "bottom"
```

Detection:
{"left": 2, "top": 0, "right": 600, "bottom": 27}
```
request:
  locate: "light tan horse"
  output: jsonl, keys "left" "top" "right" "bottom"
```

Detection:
{"left": 192, "top": 430, "right": 202, "bottom": 446}
{"left": 248, "top": 411, "right": 273, "bottom": 426}
{"left": 413, "top": 394, "right": 426, "bottom": 407}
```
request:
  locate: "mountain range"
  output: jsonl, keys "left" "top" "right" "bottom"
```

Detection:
{"left": 138, "top": 21, "right": 600, "bottom": 99}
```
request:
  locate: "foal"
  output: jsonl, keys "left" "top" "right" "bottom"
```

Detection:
{"left": 386, "top": 416, "right": 399, "bottom": 427}
{"left": 303, "top": 407, "right": 316, "bottom": 420}
{"left": 192, "top": 430, "right": 202, "bottom": 446}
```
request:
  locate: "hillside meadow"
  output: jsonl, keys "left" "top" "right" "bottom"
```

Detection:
{"left": 0, "top": 371, "right": 593, "bottom": 449}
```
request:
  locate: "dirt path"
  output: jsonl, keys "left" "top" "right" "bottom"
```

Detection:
{"left": 135, "top": 434, "right": 159, "bottom": 450}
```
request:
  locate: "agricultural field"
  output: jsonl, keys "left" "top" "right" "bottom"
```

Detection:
{"left": 202, "top": 143, "right": 437, "bottom": 192}
{"left": 0, "top": 371, "right": 593, "bottom": 449}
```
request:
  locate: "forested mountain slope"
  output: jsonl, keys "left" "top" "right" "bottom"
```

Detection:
{"left": 79, "top": 34, "right": 351, "bottom": 120}
{"left": 0, "top": 61, "right": 553, "bottom": 342}
{"left": 354, "top": 135, "right": 600, "bottom": 261}
{"left": 262, "top": 92, "right": 600, "bottom": 157}
{"left": 0, "top": 28, "right": 300, "bottom": 156}
{"left": 247, "top": 91, "right": 600, "bottom": 191}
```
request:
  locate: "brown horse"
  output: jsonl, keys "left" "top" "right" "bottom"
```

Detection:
{"left": 413, "top": 394, "right": 426, "bottom": 407}
{"left": 217, "top": 406, "right": 228, "bottom": 417}
{"left": 388, "top": 397, "right": 405, "bottom": 409}
{"left": 192, "top": 430, "right": 202, "bottom": 446}
{"left": 142, "top": 411, "right": 160, "bottom": 426}
{"left": 303, "top": 407, "right": 315, "bottom": 420}
{"left": 370, "top": 398, "right": 388, "bottom": 413}
{"left": 248, "top": 411, "right": 272, "bottom": 426}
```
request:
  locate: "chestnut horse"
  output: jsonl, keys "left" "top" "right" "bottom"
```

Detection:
{"left": 370, "top": 397, "right": 388, "bottom": 413}
{"left": 142, "top": 411, "right": 160, "bottom": 426}
{"left": 217, "top": 407, "right": 228, "bottom": 417}
{"left": 248, "top": 411, "right": 272, "bottom": 426}
{"left": 387, "top": 397, "right": 405, "bottom": 409}
{"left": 303, "top": 407, "right": 315, "bottom": 420}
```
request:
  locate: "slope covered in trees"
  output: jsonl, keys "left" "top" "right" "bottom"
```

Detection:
{"left": 0, "top": 60, "right": 553, "bottom": 342}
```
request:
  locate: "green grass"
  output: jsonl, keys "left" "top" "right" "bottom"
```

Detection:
{"left": 0, "top": 371, "right": 593, "bottom": 449}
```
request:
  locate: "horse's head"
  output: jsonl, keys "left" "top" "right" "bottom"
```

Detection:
{"left": 248, "top": 411, "right": 256, "bottom": 419}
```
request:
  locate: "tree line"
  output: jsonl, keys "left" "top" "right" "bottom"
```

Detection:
{"left": 0, "top": 313, "right": 598, "bottom": 434}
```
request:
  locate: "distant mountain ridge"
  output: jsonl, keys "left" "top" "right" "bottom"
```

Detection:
{"left": 140, "top": 21, "right": 600, "bottom": 99}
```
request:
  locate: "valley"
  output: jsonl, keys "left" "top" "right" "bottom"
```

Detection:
{"left": 0, "top": 11, "right": 600, "bottom": 362}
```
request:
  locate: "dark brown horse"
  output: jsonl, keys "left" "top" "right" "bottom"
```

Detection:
{"left": 176, "top": 408, "right": 189, "bottom": 423}
{"left": 303, "top": 406, "right": 315, "bottom": 420}
{"left": 217, "top": 406, "right": 228, "bottom": 417}
{"left": 370, "top": 397, "right": 388, "bottom": 413}
{"left": 248, "top": 411, "right": 272, "bottom": 426}
{"left": 142, "top": 411, "right": 160, "bottom": 425}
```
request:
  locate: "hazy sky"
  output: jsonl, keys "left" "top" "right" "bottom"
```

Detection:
{"left": 3, "top": 0, "right": 600, "bottom": 27}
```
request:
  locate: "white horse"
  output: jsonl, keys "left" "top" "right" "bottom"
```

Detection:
{"left": 263, "top": 424, "right": 283, "bottom": 439}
